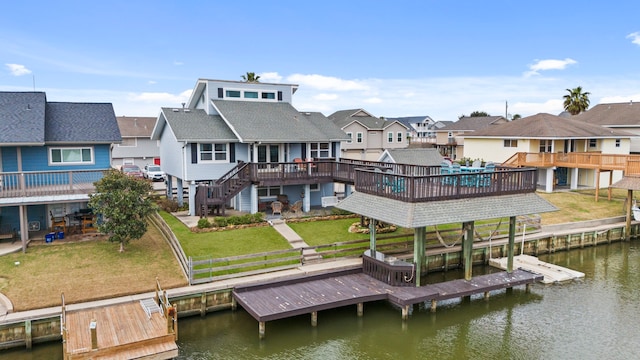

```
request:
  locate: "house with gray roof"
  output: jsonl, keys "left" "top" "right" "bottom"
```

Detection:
{"left": 386, "top": 115, "right": 439, "bottom": 144}
{"left": 434, "top": 116, "right": 508, "bottom": 160}
{"left": 151, "top": 79, "right": 349, "bottom": 215}
{"left": 573, "top": 101, "right": 640, "bottom": 153}
{"left": 377, "top": 148, "right": 444, "bottom": 167}
{"left": 0, "top": 91, "right": 120, "bottom": 249}
{"left": 328, "top": 109, "right": 409, "bottom": 161}
{"left": 112, "top": 116, "right": 160, "bottom": 169}
{"left": 463, "top": 113, "right": 633, "bottom": 192}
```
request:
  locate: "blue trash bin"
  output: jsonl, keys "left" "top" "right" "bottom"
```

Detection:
{"left": 45, "top": 233, "right": 55, "bottom": 243}
{"left": 57, "top": 231, "right": 64, "bottom": 240}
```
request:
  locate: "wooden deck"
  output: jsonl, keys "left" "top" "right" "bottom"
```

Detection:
{"left": 233, "top": 268, "right": 542, "bottom": 334}
{"left": 63, "top": 301, "right": 177, "bottom": 360}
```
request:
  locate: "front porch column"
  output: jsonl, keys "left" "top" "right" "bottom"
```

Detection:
{"left": 545, "top": 168, "right": 554, "bottom": 193}
{"left": 303, "top": 184, "right": 310, "bottom": 212}
{"left": 19, "top": 205, "right": 27, "bottom": 253}
{"left": 413, "top": 227, "right": 426, "bottom": 287}
{"left": 463, "top": 221, "right": 474, "bottom": 281}
{"left": 188, "top": 181, "right": 196, "bottom": 216}
{"left": 250, "top": 185, "right": 259, "bottom": 214}
{"left": 570, "top": 168, "right": 579, "bottom": 190}
{"left": 369, "top": 218, "right": 377, "bottom": 254}
{"left": 507, "top": 216, "right": 516, "bottom": 273}
{"left": 176, "top": 179, "right": 184, "bottom": 207}
{"left": 166, "top": 175, "right": 173, "bottom": 198}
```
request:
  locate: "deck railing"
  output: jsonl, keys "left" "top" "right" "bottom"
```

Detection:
{"left": 506, "top": 152, "right": 640, "bottom": 174}
{"left": 0, "top": 169, "right": 106, "bottom": 199}
{"left": 362, "top": 250, "right": 415, "bottom": 287}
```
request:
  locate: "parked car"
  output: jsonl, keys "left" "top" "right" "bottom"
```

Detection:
{"left": 143, "top": 164, "right": 166, "bottom": 182}
{"left": 121, "top": 164, "right": 144, "bottom": 178}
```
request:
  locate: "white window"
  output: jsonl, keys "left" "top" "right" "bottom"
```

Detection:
{"left": 118, "top": 138, "right": 136, "bottom": 147}
{"left": 387, "top": 132, "right": 393, "bottom": 143}
{"left": 311, "top": 143, "right": 330, "bottom": 158}
{"left": 539, "top": 140, "right": 552, "bottom": 153}
{"left": 448, "top": 132, "right": 453, "bottom": 138}
{"left": 200, "top": 143, "right": 228, "bottom": 162}
{"left": 589, "top": 139, "right": 597, "bottom": 148}
{"left": 504, "top": 139, "right": 518, "bottom": 148}
{"left": 310, "top": 183, "right": 320, "bottom": 192}
{"left": 397, "top": 132, "right": 403, "bottom": 142}
{"left": 49, "top": 147, "right": 94, "bottom": 165}
{"left": 356, "top": 132, "right": 363, "bottom": 143}
{"left": 616, "top": 139, "right": 621, "bottom": 148}
{"left": 346, "top": 132, "right": 353, "bottom": 143}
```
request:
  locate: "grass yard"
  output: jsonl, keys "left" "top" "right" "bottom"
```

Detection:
{"left": 0, "top": 223, "right": 187, "bottom": 311}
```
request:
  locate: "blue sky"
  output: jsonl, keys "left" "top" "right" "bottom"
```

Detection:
{"left": 2, "top": 1, "right": 640, "bottom": 120}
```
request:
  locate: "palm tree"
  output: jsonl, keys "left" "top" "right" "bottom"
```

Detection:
{"left": 563, "top": 86, "right": 590, "bottom": 115}
{"left": 241, "top": 72, "right": 260, "bottom": 82}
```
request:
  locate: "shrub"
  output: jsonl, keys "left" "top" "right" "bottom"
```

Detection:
{"left": 197, "top": 218, "right": 211, "bottom": 229}
{"left": 331, "top": 208, "right": 352, "bottom": 216}
{"left": 213, "top": 217, "right": 228, "bottom": 227}
{"left": 157, "top": 198, "right": 179, "bottom": 212}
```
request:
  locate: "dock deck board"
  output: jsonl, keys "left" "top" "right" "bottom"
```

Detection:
{"left": 64, "top": 301, "right": 177, "bottom": 360}
{"left": 233, "top": 269, "right": 542, "bottom": 322}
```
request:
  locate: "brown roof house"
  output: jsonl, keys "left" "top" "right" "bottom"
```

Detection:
{"left": 574, "top": 101, "right": 640, "bottom": 153}
{"left": 434, "top": 116, "right": 508, "bottom": 160}
{"left": 112, "top": 116, "right": 160, "bottom": 168}
{"left": 463, "top": 113, "right": 634, "bottom": 192}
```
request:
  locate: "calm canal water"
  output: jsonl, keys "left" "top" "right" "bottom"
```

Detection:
{"left": 5, "top": 241, "right": 640, "bottom": 359}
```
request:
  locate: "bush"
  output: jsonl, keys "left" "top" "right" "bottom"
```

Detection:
{"left": 331, "top": 208, "right": 352, "bottom": 216}
{"left": 197, "top": 218, "right": 211, "bottom": 229}
{"left": 213, "top": 217, "right": 228, "bottom": 227}
{"left": 157, "top": 198, "right": 179, "bottom": 212}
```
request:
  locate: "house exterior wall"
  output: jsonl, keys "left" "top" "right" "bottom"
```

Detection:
{"left": 341, "top": 122, "right": 368, "bottom": 151}
{"left": 112, "top": 138, "right": 160, "bottom": 168}
{"left": 200, "top": 80, "right": 296, "bottom": 116}
{"left": 383, "top": 123, "right": 409, "bottom": 149}
{"left": 2, "top": 144, "right": 112, "bottom": 172}
{"left": 463, "top": 138, "right": 529, "bottom": 163}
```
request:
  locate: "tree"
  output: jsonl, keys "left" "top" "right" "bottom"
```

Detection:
{"left": 511, "top": 114, "right": 522, "bottom": 120}
{"left": 88, "top": 169, "right": 156, "bottom": 252}
{"left": 563, "top": 86, "right": 590, "bottom": 115}
{"left": 241, "top": 72, "right": 260, "bottom": 82}
{"left": 459, "top": 111, "right": 490, "bottom": 119}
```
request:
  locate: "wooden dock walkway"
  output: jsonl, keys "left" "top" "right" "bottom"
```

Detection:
{"left": 489, "top": 254, "right": 585, "bottom": 284}
{"left": 233, "top": 268, "right": 542, "bottom": 338}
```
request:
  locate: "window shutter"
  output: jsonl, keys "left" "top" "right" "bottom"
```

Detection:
{"left": 230, "top": 143, "right": 236, "bottom": 163}
{"left": 191, "top": 143, "right": 198, "bottom": 164}
{"left": 277, "top": 91, "right": 283, "bottom": 101}
{"left": 301, "top": 143, "right": 307, "bottom": 159}
{"left": 331, "top": 142, "right": 337, "bottom": 158}
{"left": 218, "top": 88, "right": 223, "bottom": 98}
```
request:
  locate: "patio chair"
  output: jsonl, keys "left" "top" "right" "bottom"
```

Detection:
{"left": 290, "top": 200, "right": 303, "bottom": 214}
{"left": 477, "top": 162, "right": 496, "bottom": 187}
{"left": 271, "top": 201, "right": 283, "bottom": 215}
{"left": 277, "top": 194, "right": 289, "bottom": 211}
{"left": 440, "top": 161, "right": 453, "bottom": 185}
{"left": 472, "top": 159, "right": 482, "bottom": 168}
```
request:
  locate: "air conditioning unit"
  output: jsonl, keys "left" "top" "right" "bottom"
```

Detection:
{"left": 28, "top": 221, "right": 40, "bottom": 232}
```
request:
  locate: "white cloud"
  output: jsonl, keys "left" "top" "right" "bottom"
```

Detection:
{"left": 6, "top": 63, "right": 31, "bottom": 76}
{"left": 174, "top": 61, "right": 184, "bottom": 66}
{"left": 599, "top": 94, "right": 640, "bottom": 104}
{"left": 128, "top": 89, "right": 192, "bottom": 105}
{"left": 627, "top": 32, "right": 640, "bottom": 45}
{"left": 314, "top": 93, "right": 338, "bottom": 101}
{"left": 148, "top": 80, "right": 157, "bottom": 85}
{"left": 525, "top": 58, "right": 577, "bottom": 77}
{"left": 363, "top": 97, "right": 382, "bottom": 104}
{"left": 258, "top": 72, "right": 283, "bottom": 83}
{"left": 286, "top": 73, "right": 369, "bottom": 91}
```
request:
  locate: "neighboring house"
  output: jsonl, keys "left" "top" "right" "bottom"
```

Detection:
{"left": 151, "top": 79, "right": 348, "bottom": 215}
{"left": 387, "top": 116, "right": 436, "bottom": 144}
{"left": 574, "top": 101, "right": 640, "bottom": 153}
{"left": 0, "top": 92, "right": 120, "bottom": 249}
{"left": 463, "top": 113, "right": 633, "bottom": 192}
{"left": 434, "top": 116, "right": 508, "bottom": 160}
{"left": 328, "top": 109, "right": 409, "bottom": 161}
{"left": 112, "top": 116, "right": 160, "bottom": 169}
{"left": 378, "top": 148, "right": 444, "bottom": 166}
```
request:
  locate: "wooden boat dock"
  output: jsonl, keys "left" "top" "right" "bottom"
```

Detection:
{"left": 61, "top": 280, "right": 178, "bottom": 359}
{"left": 489, "top": 254, "right": 585, "bottom": 284}
{"left": 233, "top": 268, "right": 542, "bottom": 338}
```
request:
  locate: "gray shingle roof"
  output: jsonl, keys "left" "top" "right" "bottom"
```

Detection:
{"left": 440, "top": 116, "right": 506, "bottom": 131}
{"left": 159, "top": 108, "right": 237, "bottom": 142}
{"left": 328, "top": 109, "right": 393, "bottom": 130}
{"left": 467, "top": 113, "right": 634, "bottom": 138}
{"left": 46, "top": 102, "right": 121, "bottom": 143}
{"left": 573, "top": 102, "right": 640, "bottom": 126}
{"left": 213, "top": 100, "right": 344, "bottom": 142}
{"left": 117, "top": 116, "right": 157, "bottom": 137}
{"left": 336, "top": 192, "right": 558, "bottom": 228}
{"left": 0, "top": 92, "right": 46, "bottom": 144}
{"left": 382, "top": 148, "right": 444, "bottom": 166}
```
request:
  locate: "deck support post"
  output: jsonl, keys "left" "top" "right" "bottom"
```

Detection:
{"left": 625, "top": 190, "right": 633, "bottom": 241}
{"left": 430, "top": 299, "right": 437, "bottom": 313}
{"left": 414, "top": 227, "right": 426, "bottom": 286}
{"left": 507, "top": 216, "right": 516, "bottom": 273}
{"left": 24, "top": 320, "right": 32, "bottom": 349}
{"left": 357, "top": 303, "right": 363, "bottom": 317}
{"left": 90, "top": 319, "right": 98, "bottom": 350}
{"left": 259, "top": 322, "right": 265, "bottom": 339}
{"left": 311, "top": 312, "right": 318, "bottom": 327}
{"left": 526, "top": 284, "right": 532, "bottom": 293}
{"left": 463, "top": 221, "right": 474, "bottom": 281}
{"left": 369, "top": 219, "right": 377, "bottom": 254}
{"left": 484, "top": 291, "right": 490, "bottom": 301}
{"left": 231, "top": 296, "right": 237, "bottom": 311}
{"left": 401, "top": 305, "right": 410, "bottom": 320}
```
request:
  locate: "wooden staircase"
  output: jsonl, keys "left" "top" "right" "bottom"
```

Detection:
{"left": 196, "top": 162, "right": 251, "bottom": 216}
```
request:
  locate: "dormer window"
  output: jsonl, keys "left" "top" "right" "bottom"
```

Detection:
{"left": 262, "top": 92, "right": 275, "bottom": 99}
{"left": 226, "top": 90, "right": 241, "bottom": 98}
{"left": 244, "top": 91, "right": 258, "bottom": 99}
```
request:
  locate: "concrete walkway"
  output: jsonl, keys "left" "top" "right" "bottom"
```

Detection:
{"left": 269, "top": 219, "right": 322, "bottom": 261}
